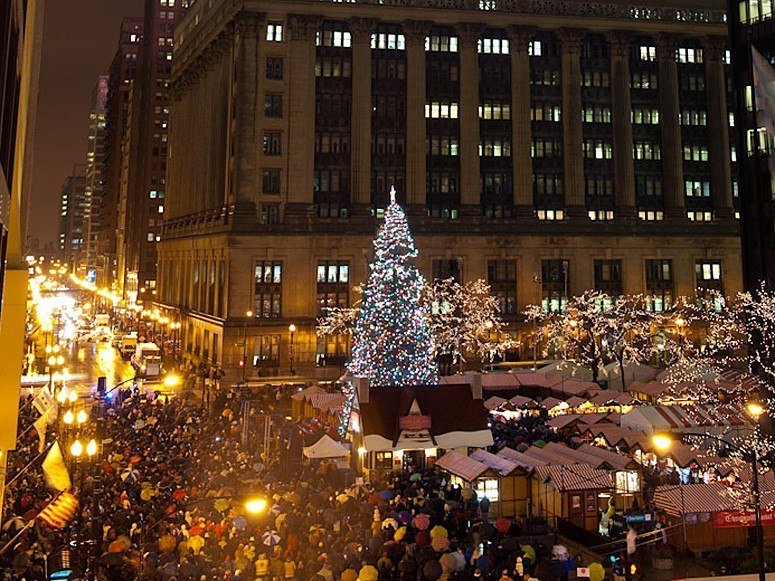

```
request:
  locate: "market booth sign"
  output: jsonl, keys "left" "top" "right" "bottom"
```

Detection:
{"left": 713, "top": 509, "right": 775, "bottom": 528}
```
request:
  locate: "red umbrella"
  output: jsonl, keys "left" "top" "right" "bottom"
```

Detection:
{"left": 495, "top": 517, "right": 511, "bottom": 535}
{"left": 415, "top": 530, "right": 430, "bottom": 547}
{"left": 189, "top": 524, "right": 204, "bottom": 536}
{"left": 413, "top": 513, "right": 430, "bottom": 531}
{"left": 431, "top": 536, "right": 450, "bottom": 552}
{"left": 172, "top": 489, "right": 187, "bottom": 501}
{"left": 368, "top": 493, "right": 381, "bottom": 505}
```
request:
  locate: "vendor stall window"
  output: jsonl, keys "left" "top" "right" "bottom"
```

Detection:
{"left": 615, "top": 471, "right": 640, "bottom": 493}
{"left": 475, "top": 478, "right": 499, "bottom": 502}
{"left": 375, "top": 451, "right": 393, "bottom": 470}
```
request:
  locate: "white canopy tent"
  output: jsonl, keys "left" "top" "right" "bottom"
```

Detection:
{"left": 302, "top": 435, "right": 349, "bottom": 459}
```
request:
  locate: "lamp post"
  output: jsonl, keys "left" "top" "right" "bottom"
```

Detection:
{"left": 652, "top": 400, "right": 767, "bottom": 581}
{"left": 288, "top": 324, "right": 297, "bottom": 377}
{"left": 242, "top": 311, "right": 253, "bottom": 382}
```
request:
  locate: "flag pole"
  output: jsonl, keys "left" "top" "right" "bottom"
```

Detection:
{"left": 4, "top": 442, "right": 53, "bottom": 489}
{"left": 0, "top": 490, "right": 64, "bottom": 555}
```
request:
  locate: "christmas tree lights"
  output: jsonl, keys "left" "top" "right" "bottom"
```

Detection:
{"left": 348, "top": 187, "right": 439, "bottom": 387}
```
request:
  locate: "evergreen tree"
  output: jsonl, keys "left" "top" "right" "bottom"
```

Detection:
{"left": 348, "top": 187, "right": 438, "bottom": 387}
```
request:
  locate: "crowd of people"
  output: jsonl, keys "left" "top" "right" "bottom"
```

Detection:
{"left": 0, "top": 376, "right": 580, "bottom": 581}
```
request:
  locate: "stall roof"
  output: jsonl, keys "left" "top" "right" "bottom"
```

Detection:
{"left": 545, "top": 414, "right": 582, "bottom": 430}
{"left": 497, "top": 447, "right": 544, "bottom": 471}
{"left": 582, "top": 425, "right": 647, "bottom": 449}
{"left": 436, "top": 450, "right": 489, "bottom": 482}
{"left": 484, "top": 396, "right": 508, "bottom": 411}
{"left": 291, "top": 385, "right": 324, "bottom": 401}
{"left": 651, "top": 482, "right": 775, "bottom": 515}
{"left": 621, "top": 404, "right": 750, "bottom": 435}
{"left": 510, "top": 395, "right": 537, "bottom": 408}
{"left": 470, "top": 449, "right": 522, "bottom": 476}
{"left": 543, "top": 442, "right": 637, "bottom": 471}
{"left": 590, "top": 392, "right": 637, "bottom": 407}
{"left": 535, "top": 464, "right": 613, "bottom": 492}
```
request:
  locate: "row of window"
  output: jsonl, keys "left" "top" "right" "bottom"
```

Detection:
{"left": 248, "top": 258, "right": 724, "bottom": 319}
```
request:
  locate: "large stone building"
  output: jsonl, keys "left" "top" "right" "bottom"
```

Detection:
{"left": 100, "top": 17, "right": 143, "bottom": 288}
{"left": 159, "top": 0, "right": 743, "bottom": 381}
{"left": 728, "top": 0, "right": 775, "bottom": 290}
{"left": 56, "top": 164, "right": 88, "bottom": 267}
{"left": 117, "top": 0, "right": 188, "bottom": 301}
{"left": 81, "top": 75, "right": 109, "bottom": 276}
{"left": 0, "top": 0, "right": 45, "bottom": 512}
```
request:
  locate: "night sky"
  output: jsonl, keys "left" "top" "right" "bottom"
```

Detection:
{"left": 28, "top": 0, "right": 143, "bottom": 246}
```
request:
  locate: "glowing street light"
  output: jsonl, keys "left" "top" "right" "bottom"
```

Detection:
{"left": 63, "top": 410, "right": 75, "bottom": 425}
{"left": 163, "top": 374, "right": 181, "bottom": 388}
{"left": 747, "top": 401, "right": 765, "bottom": 420}
{"left": 651, "top": 433, "right": 673, "bottom": 452}
{"left": 76, "top": 409, "right": 88, "bottom": 424}
{"left": 86, "top": 439, "right": 98, "bottom": 457}
{"left": 244, "top": 498, "right": 268, "bottom": 515}
{"left": 70, "top": 440, "right": 83, "bottom": 457}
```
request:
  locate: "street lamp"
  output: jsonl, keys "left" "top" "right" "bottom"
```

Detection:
{"left": 288, "top": 324, "right": 297, "bottom": 377}
{"left": 242, "top": 311, "right": 253, "bottom": 382}
{"left": 651, "top": 400, "right": 767, "bottom": 581}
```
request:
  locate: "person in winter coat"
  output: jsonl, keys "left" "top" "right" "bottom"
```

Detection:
{"left": 284, "top": 556, "right": 297, "bottom": 579}
{"left": 255, "top": 554, "right": 270, "bottom": 579}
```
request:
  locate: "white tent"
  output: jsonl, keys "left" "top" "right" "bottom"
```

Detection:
{"left": 601, "top": 361, "right": 659, "bottom": 389}
{"left": 302, "top": 435, "right": 349, "bottom": 459}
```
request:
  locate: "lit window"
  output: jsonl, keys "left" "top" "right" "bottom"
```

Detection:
{"left": 475, "top": 478, "right": 499, "bottom": 501}
{"left": 267, "top": 22, "right": 283, "bottom": 42}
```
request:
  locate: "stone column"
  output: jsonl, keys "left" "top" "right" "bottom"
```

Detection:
{"left": 608, "top": 31, "right": 636, "bottom": 215}
{"left": 703, "top": 36, "right": 734, "bottom": 217}
{"left": 657, "top": 33, "right": 685, "bottom": 216}
{"left": 458, "top": 23, "right": 484, "bottom": 209}
{"left": 559, "top": 29, "right": 585, "bottom": 214}
{"left": 286, "top": 14, "right": 320, "bottom": 213}
{"left": 349, "top": 18, "right": 377, "bottom": 206}
{"left": 508, "top": 26, "right": 535, "bottom": 214}
{"left": 233, "top": 14, "right": 264, "bottom": 214}
{"left": 404, "top": 20, "right": 429, "bottom": 207}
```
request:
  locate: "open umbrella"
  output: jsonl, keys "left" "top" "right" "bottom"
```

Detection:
{"left": 381, "top": 517, "right": 399, "bottom": 530}
{"left": 120, "top": 468, "right": 140, "bottom": 483}
{"left": 495, "top": 517, "right": 511, "bottom": 534}
{"left": 409, "top": 472, "right": 422, "bottom": 482}
{"left": 158, "top": 534, "right": 176, "bottom": 553}
{"left": 429, "top": 525, "right": 448, "bottom": 539}
{"left": 189, "top": 524, "right": 204, "bottom": 536}
{"left": 378, "top": 490, "right": 393, "bottom": 501}
{"left": 269, "top": 504, "right": 282, "bottom": 515}
{"left": 431, "top": 536, "right": 449, "bottom": 552}
{"left": 520, "top": 544, "right": 536, "bottom": 563}
{"left": 261, "top": 530, "right": 282, "bottom": 546}
{"left": 397, "top": 510, "right": 412, "bottom": 525}
{"left": 188, "top": 535, "right": 205, "bottom": 555}
{"left": 413, "top": 513, "right": 430, "bottom": 531}
{"left": 358, "top": 565, "right": 379, "bottom": 581}
{"left": 439, "top": 552, "right": 457, "bottom": 573}
{"left": 172, "top": 489, "right": 187, "bottom": 501}
{"left": 336, "top": 494, "right": 351, "bottom": 504}
{"left": 213, "top": 498, "right": 230, "bottom": 512}
{"left": 394, "top": 526, "right": 407, "bottom": 541}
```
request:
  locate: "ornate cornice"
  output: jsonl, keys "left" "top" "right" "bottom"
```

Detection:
{"left": 557, "top": 28, "right": 584, "bottom": 54}
{"left": 605, "top": 30, "right": 634, "bottom": 58}
{"left": 701, "top": 35, "right": 727, "bottom": 62}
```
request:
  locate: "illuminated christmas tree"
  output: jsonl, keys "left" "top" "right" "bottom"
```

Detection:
{"left": 348, "top": 187, "right": 438, "bottom": 387}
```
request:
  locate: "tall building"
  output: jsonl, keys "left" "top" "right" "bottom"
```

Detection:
{"left": 57, "top": 164, "right": 88, "bottom": 266}
{"left": 0, "top": 0, "right": 45, "bottom": 514}
{"left": 729, "top": 0, "right": 775, "bottom": 290}
{"left": 160, "top": 0, "right": 743, "bottom": 381}
{"left": 117, "top": 0, "right": 188, "bottom": 300}
{"left": 82, "top": 75, "right": 109, "bottom": 276}
{"left": 100, "top": 17, "right": 143, "bottom": 288}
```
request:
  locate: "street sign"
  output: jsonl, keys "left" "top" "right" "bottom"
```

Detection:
{"left": 235, "top": 341, "right": 245, "bottom": 347}
{"left": 626, "top": 513, "right": 653, "bottom": 524}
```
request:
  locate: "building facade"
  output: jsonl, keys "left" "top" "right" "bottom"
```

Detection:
{"left": 100, "top": 17, "right": 143, "bottom": 288}
{"left": 729, "top": 0, "right": 775, "bottom": 290}
{"left": 0, "top": 0, "right": 45, "bottom": 513}
{"left": 159, "top": 0, "right": 743, "bottom": 381}
{"left": 56, "top": 164, "right": 88, "bottom": 267}
{"left": 116, "top": 0, "right": 188, "bottom": 301}
{"left": 81, "top": 75, "right": 109, "bottom": 277}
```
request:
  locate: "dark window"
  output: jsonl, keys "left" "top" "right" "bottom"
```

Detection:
{"left": 316, "top": 261, "right": 350, "bottom": 315}
{"left": 253, "top": 335, "right": 280, "bottom": 367}
{"left": 487, "top": 260, "right": 517, "bottom": 317}
{"left": 594, "top": 259, "right": 623, "bottom": 297}
{"left": 432, "top": 259, "right": 462, "bottom": 282}
{"left": 541, "top": 259, "right": 569, "bottom": 313}
{"left": 260, "top": 203, "right": 279, "bottom": 225}
{"left": 264, "top": 94, "right": 283, "bottom": 117}
{"left": 253, "top": 261, "right": 282, "bottom": 317}
{"left": 645, "top": 259, "right": 673, "bottom": 312}
{"left": 263, "top": 131, "right": 282, "bottom": 155}
{"left": 262, "top": 169, "right": 280, "bottom": 194}
{"left": 266, "top": 57, "right": 283, "bottom": 79}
